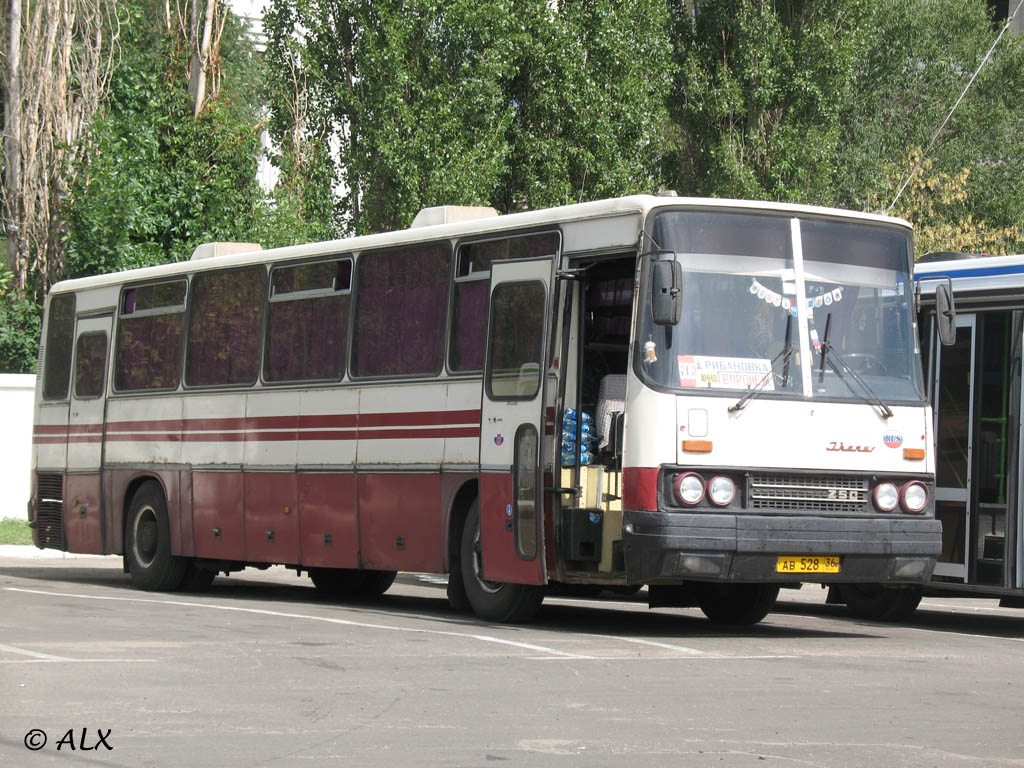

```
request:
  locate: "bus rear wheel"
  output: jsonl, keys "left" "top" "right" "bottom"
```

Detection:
{"left": 125, "top": 481, "right": 187, "bottom": 591}
{"left": 460, "top": 502, "right": 543, "bottom": 623}
{"left": 691, "top": 583, "right": 779, "bottom": 626}
{"left": 839, "top": 584, "right": 922, "bottom": 621}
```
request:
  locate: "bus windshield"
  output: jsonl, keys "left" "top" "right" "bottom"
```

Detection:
{"left": 637, "top": 210, "right": 924, "bottom": 403}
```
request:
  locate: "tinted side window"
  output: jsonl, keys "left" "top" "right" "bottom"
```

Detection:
{"left": 265, "top": 259, "right": 351, "bottom": 382}
{"left": 115, "top": 280, "right": 187, "bottom": 391}
{"left": 74, "top": 332, "right": 108, "bottom": 399}
{"left": 42, "top": 293, "right": 76, "bottom": 400}
{"left": 450, "top": 232, "right": 559, "bottom": 373}
{"left": 187, "top": 266, "right": 266, "bottom": 387}
{"left": 352, "top": 242, "right": 451, "bottom": 377}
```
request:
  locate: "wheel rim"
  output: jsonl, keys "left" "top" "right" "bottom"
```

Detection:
{"left": 133, "top": 506, "right": 159, "bottom": 568}
{"left": 471, "top": 523, "right": 502, "bottom": 595}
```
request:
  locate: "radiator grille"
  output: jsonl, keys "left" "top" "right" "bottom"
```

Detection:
{"left": 748, "top": 474, "right": 868, "bottom": 514}
{"left": 35, "top": 473, "right": 65, "bottom": 550}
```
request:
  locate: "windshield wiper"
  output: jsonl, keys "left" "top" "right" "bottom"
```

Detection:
{"left": 729, "top": 316, "right": 793, "bottom": 413}
{"left": 816, "top": 313, "right": 894, "bottom": 419}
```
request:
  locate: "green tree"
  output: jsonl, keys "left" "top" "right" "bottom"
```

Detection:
{"left": 664, "top": 0, "right": 870, "bottom": 202}
{"left": 838, "top": 0, "right": 1024, "bottom": 252}
{"left": 262, "top": 0, "right": 673, "bottom": 234}
{"left": 497, "top": 0, "right": 673, "bottom": 212}
{"left": 0, "top": 268, "right": 39, "bottom": 373}
{"left": 64, "top": 0, "right": 269, "bottom": 277}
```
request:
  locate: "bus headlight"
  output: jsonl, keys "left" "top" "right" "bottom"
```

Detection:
{"left": 900, "top": 481, "right": 928, "bottom": 514}
{"left": 872, "top": 482, "right": 899, "bottom": 512}
{"left": 673, "top": 472, "right": 705, "bottom": 506}
{"left": 707, "top": 476, "right": 736, "bottom": 506}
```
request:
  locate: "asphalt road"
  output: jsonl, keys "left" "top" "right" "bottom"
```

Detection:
{"left": 2, "top": 552, "right": 1023, "bottom": 767}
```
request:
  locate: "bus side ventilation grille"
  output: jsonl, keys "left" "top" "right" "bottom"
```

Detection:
{"left": 35, "top": 473, "right": 66, "bottom": 550}
{"left": 748, "top": 474, "right": 868, "bottom": 514}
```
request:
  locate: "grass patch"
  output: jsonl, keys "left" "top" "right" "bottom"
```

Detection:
{"left": 0, "top": 517, "right": 33, "bottom": 545}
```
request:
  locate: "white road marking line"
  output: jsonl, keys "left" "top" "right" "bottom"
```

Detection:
{"left": 585, "top": 634, "right": 705, "bottom": 655}
{"left": 0, "top": 659, "right": 159, "bottom": 664}
{"left": 528, "top": 655, "right": 801, "bottom": 661}
{"left": 0, "top": 642, "right": 73, "bottom": 661}
{"left": 4, "top": 587, "right": 594, "bottom": 660}
{"left": 0, "top": 642, "right": 157, "bottom": 664}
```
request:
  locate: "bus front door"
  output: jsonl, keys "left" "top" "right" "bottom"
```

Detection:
{"left": 478, "top": 258, "right": 553, "bottom": 585}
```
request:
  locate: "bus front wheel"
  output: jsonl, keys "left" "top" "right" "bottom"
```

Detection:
{"left": 839, "top": 584, "right": 922, "bottom": 621}
{"left": 460, "top": 502, "right": 543, "bottom": 623}
{"left": 125, "top": 481, "right": 188, "bottom": 591}
{"left": 691, "top": 583, "right": 780, "bottom": 626}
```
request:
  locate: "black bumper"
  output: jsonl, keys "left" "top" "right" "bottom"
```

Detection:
{"left": 622, "top": 510, "right": 942, "bottom": 585}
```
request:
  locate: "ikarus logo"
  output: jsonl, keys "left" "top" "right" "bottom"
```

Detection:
{"left": 883, "top": 431, "right": 904, "bottom": 449}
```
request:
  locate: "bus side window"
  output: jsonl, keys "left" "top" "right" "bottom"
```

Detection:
{"left": 353, "top": 242, "right": 451, "bottom": 378}
{"left": 115, "top": 281, "right": 186, "bottom": 391}
{"left": 265, "top": 258, "right": 351, "bottom": 383}
{"left": 42, "top": 293, "right": 76, "bottom": 400}
{"left": 186, "top": 266, "right": 266, "bottom": 387}
{"left": 74, "top": 332, "right": 108, "bottom": 399}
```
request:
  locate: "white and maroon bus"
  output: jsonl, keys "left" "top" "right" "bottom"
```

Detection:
{"left": 29, "top": 195, "right": 943, "bottom": 625}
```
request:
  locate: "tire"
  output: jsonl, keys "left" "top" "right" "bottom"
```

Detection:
{"left": 446, "top": 519, "right": 472, "bottom": 612}
{"left": 362, "top": 570, "right": 397, "bottom": 596}
{"left": 840, "top": 584, "right": 922, "bottom": 622}
{"left": 460, "top": 502, "right": 544, "bottom": 623}
{"left": 691, "top": 583, "right": 780, "bottom": 626}
{"left": 180, "top": 562, "right": 217, "bottom": 592}
{"left": 309, "top": 568, "right": 367, "bottom": 598}
{"left": 125, "top": 481, "right": 187, "bottom": 591}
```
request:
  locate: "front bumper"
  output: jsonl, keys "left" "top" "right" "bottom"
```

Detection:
{"left": 622, "top": 510, "right": 941, "bottom": 584}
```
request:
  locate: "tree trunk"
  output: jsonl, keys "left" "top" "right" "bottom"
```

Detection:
{"left": 188, "top": 0, "right": 217, "bottom": 118}
{"left": 5, "top": 0, "right": 22, "bottom": 280}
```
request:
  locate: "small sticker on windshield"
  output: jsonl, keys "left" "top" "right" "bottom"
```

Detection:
{"left": 677, "top": 355, "right": 774, "bottom": 391}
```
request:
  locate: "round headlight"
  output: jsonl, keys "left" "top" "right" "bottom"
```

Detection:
{"left": 673, "top": 472, "right": 706, "bottom": 506}
{"left": 900, "top": 481, "right": 928, "bottom": 514}
{"left": 707, "top": 476, "right": 736, "bottom": 506}
{"left": 873, "top": 482, "right": 899, "bottom": 512}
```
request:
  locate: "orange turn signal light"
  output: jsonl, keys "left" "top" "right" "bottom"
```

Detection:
{"left": 903, "top": 447, "right": 925, "bottom": 461}
{"left": 682, "top": 440, "right": 713, "bottom": 453}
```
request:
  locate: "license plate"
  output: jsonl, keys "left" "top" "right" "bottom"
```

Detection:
{"left": 776, "top": 555, "right": 840, "bottom": 574}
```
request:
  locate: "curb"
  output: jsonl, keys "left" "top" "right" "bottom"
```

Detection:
{"left": 0, "top": 545, "right": 119, "bottom": 560}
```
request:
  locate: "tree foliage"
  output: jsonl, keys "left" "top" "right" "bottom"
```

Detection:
{"left": 262, "top": 0, "right": 673, "bottom": 235}
{"left": 666, "top": 0, "right": 1024, "bottom": 254}
{"left": 0, "top": 267, "right": 39, "bottom": 372}
{"left": 64, "top": 0, "right": 269, "bottom": 277}
{"left": 840, "top": 0, "right": 1024, "bottom": 254}
{"left": 664, "top": 0, "right": 870, "bottom": 202}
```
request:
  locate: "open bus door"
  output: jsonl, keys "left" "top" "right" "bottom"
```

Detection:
{"left": 478, "top": 258, "right": 554, "bottom": 585}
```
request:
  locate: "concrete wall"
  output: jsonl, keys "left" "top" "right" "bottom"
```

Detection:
{"left": 1, "top": 374, "right": 36, "bottom": 520}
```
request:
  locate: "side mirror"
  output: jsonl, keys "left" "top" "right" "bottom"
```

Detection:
{"left": 652, "top": 258, "right": 683, "bottom": 325}
{"left": 935, "top": 282, "right": 956, "bottom": 346}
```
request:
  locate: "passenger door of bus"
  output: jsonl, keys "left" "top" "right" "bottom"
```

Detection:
{"left": 65, "top": 313, "right": 113, "bottom": 553}
{"left": 932, "top": 313, "right": 975, "bottom": 580}
{"left": 479, "top": 259, "right": 553, "bottom": 585}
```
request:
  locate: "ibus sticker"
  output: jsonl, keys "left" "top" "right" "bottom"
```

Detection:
{"left": 494, "top": 434, "right": 504, "bottom": 446}
{"left": 883, "top": 431, "right": 904, "bottom": 449}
